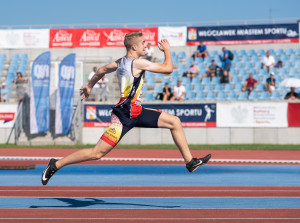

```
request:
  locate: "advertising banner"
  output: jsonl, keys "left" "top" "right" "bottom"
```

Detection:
{"left": 101, "top": 27, "right": 158, "bottom": 47}
{"left": 158, "top": 26, "right": 187, "bottom": 46}
{"left": 50, "top": 27, "right": 158, "bottom": 48}
{"left": 30, "top": 52, "right": 51, "bottom": 134}
{"left": 55, "top": 54, "right": 76, "bottom": 134}
{"left": 217, "top": 102, "right": 288, "bottom": 127}
{"left": 0, "top": 104, "right": 18, "bottom": 128}
{"left": 49, "top": 29, "right": 75, "bottom": 47}
{"left": 0, "top": 29, "right": 49, "bottom": 49}
{"left": 288, "top": 103, "right": 300, "bottom": 127}
{"left": 84, "top": 103, "right": 216, "bottom": 127}
{"left": 74, "top": 28, "right": 102, "bottom": 47}
{"left": 187, "top": 23, "right": 299, "bottom": 45}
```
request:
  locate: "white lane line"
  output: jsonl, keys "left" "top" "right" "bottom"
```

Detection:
{"left": 1, "top": 156, "right": 300, "bottom": 164}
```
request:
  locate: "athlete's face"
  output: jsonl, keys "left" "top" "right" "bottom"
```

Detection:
{"left": 133, "top": 36, "right": 146, "bottom": 56}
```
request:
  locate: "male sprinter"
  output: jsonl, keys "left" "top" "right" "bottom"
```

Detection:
{"left": 42, "top": 32, "right": 211, "bottom": 185}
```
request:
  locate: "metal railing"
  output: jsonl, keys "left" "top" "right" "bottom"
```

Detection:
{"left": 0, "top": 18, "right": 299, "bottom": 29}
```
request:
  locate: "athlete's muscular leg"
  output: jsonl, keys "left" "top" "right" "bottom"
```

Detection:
{"left": 55, "top": 140, "right": 114, "bottom": 169}
{"left": 157, "top": 112, "right": 193, "bottom": 163}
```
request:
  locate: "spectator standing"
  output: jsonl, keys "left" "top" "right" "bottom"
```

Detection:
{"left": 242, "top": 73, "right": 259, "bottom": 94}
{"left": 144, "top": 43, "right": 154, "bottom": 61}
{"left": 284, "top": 87, "right": 299, "bottom": 100}
{"left": 0, "top": 83, "right": 8, "bottom": 102}
{"left": 219, "top": 47, "right": 232, "bottom": 83}
{"left": 162, "top": 82, "right": 173, "bottom": 101}
{"left": 171, "top": 81, "right": 185, "bottom": 101}
{"left": 203, "top": 59, "right": 221, "bottom": 79}
{"left": 98, "top": 75, "right": 109, "bottom": 102}
{"left": 262, "top": 51, "right": 275, "bottom": 73}
{"left": 265, "top": 72, "right": 276, "bottom": 93}
{"left": 14, "top": 72, "right": 27, "bottom": 102}
{"left": 186, "top": 62, "right": 200, "bottom": 79}
{"left": 88, "top": 67, "right": 100, "bottom": 101}
{"left": 193, "top": 41, "right": 208, "bottom": 60}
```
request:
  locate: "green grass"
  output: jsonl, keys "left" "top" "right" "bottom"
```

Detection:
{"left": 0, "top": 144, "right": 300, "bottom": 150}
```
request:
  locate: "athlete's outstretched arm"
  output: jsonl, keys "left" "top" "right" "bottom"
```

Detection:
{"left": 80, "top": 59, "right": 120, "bottom": 100}
{"left": 134, "top": 39, "right": 173, "bottom": 74}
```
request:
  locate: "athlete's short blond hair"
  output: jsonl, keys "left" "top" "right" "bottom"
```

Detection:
{"left": 124, "top": 32, "right": 143, "bottom": 50}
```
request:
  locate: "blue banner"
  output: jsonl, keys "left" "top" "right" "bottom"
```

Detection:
{"left": 84, "top": 104, "right": 216, "bottom": 127}
{"left": 187, "top": 23, "right": 299, "bottom": 45}
{"left": 55, "top": 54, "right": 76, "bottom": 134}
{"left": 30, "top": 52, "right": 51, "bottom": 134}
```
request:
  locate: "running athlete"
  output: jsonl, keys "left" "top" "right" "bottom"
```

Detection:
{"left": 42, "top": 32, "right": 211, "bottom": 185}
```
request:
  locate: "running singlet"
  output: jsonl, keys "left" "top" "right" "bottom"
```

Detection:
{"left": 115, "top": 56, "right": 144, "bottom": 119}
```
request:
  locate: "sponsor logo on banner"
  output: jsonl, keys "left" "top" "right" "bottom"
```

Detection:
{"left": 141, "top": 27, "right": 158, "bottom": 45}
{"left": 158, "top": 27, "right": 187, "bottom": 46}
{"left": 187, "top": 23, "right": 299, "bottom": 45}
{"left": 84, "top": 104, "right": 216, "bottom": 127}
{"left": 288, "top": 103, "right": 300, "bottom": 127}
{"left": 217, "top": 102, "right": 288, "bottom": 127}
{"left": 0, "top": 105, "right": 18, "bottom": 128}
{"left": 50, "top": 29, "right": 73, "bottom": 47}
{"left": 102, "top": 29, "right": 127, "bottom": 46}
{"left": 78, "top": 29, "right": 101, "bottom": 47}
{"left": 86, "top": 106, "right": 97, "bottom": 120}
{"left": 0, "top": 29, "right": 49, "bottom": 49}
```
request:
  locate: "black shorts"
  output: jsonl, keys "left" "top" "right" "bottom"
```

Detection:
{"left": 101, "top": 107, "right": 162, "bottom": 147}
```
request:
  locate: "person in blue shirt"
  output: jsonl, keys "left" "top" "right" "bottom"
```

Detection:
{"left": 193, "top": 41, "right": 208, "bottom": 60}
{"left": 219, "top": 47, "right": 232, "bottom": 83}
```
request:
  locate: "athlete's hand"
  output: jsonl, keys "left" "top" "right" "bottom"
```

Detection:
{"left": 158, "top": 39, "right": 170, "bottom": 52}
{"left": 80, "top": 86, "right": 92, "bottom": 101}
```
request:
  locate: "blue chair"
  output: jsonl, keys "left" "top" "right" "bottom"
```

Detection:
{"left": 236, "top": 62, "right": 244, "bottom": 70}
{"left": 185, "top": 91, "right": 195, "bottom": 100}
{"left": 145, "top": 71, "right": 154, "bottom": 79}
{"left": 283, "top": 61, "right": 293, "bottom": 69}
{"left": 216, "top": 91, "right": 226, "bottom": 100}
{"left": 259, "top": 91, "right": 270, "bottom": 100}
{"left": 193, "top": 84, "right": 203, "bottom": 93}
{"left": 205, "top": 91, "right": 216, "bottom": 101}
{"left": 146, "top": 78, "right": 156, "bottom": 86}
{"left": 177, "top": 51, "right": 186, "bottom": 59}
{"left": 250, "top": 55, "right": 259, "bottom": 63}
{"left": 286, "top": 48, "right": 295, "bottom": 56}
{"left": 214, "top": 84, "right": 223, "bottom": 93}
{"left": 248, "top": 91, "right": 258, "bottom": 100}
{"left": 153, "top": 84, "right": 163, "bottom": 94}
{"left": 289, "top": 54, "right": 297, "bottom": 62}
{"left": 184, "top": 84, "right": 192, "bottom": 92}
{"left": 276, "top": 49, "right": 284, "bottom": 55}
{"left": 224, "top": 84, "right": 233, "bottom": 92}
{"left": 231, "top": 76, "right": 241, "bottom": 85}
{"left": 144, "top": 93, "right": 154, "bottom": 101}
{"left": 267, "top": 49, "right": 275, "bottom": 55}
{"left": 195, "top": 92, "right": 205, "bottom": 101}
{"left": 162, "top": 77, "right": 171, "bottom": 85}
{"left": 257, "top": 49, "right": 266, "bottom": 57}
{"left": 201, "top": 77, "right": 210, "bottom": 85}
{"left": 191, "top": 77, "right": 201, "bottom": 86}
{"left": 270, "top": 91, "right": 281, "bottom": 100}
{"left": 238, "top": 50, "right": 246, "bottom": 57}
{"left": 244, "top": 62, "right": 253, "bottom": 70}
{"left": 211, "top": 76, "right": 220, "bottom": 85}
{"left": 182, "top": 77, "right": 191, "bottom": 85}
{"left": 254, "top": 84, "right": 264, "bottom": 92}
{"left": 247, "top": 49, "right": 255, "bottom": 57}
{"left": 155, "top": 73, "right": 164, "bottom": 79}
{"left": 296, "top": 48, "right": 300, "bottom": 56}
{"left": 234, "top": 83, "right": 243, "bottom": 92}
{"left": 238, "top": 91, "right": 248, "bottom": 100}
{"left": 170, "top": 71, "right": 179, "bottom": 79}
{"left": 203, "top": 84, "right": 213, "bottom": 93}
{"left": 177, "top": 64, "right": 186, "bottom": 72}
{"left": 227, "top": 91, "right": 237, "bottom": 100}
{"left": 142, "top": 85, "right": 148, "bottom": 93}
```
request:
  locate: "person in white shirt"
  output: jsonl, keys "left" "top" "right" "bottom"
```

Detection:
{"left": 171, "top": 81, "right": 185, "bottom": 101}
{"left": 88, "top": 67, "right": 101, "bottom": 101}
{"left": 144, "top": 43, "right": 154, "bottom": 61}
{"left": 98, "top": 75, "right": 109, "bottom": 101}
{"left": 262, "top": 51, "right": 275, "bottom": 73}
